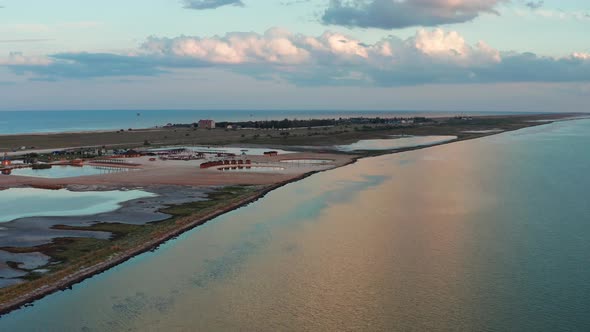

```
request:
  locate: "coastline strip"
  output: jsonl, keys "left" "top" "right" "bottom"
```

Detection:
{"left": 0, "top": 115, "right": 574, "bottom": 317}
{"left": 0, "top": 167, "right": 334, "bottom": 316}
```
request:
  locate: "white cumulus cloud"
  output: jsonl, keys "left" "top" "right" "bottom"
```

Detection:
{"left": 141, "top": 28, "right": 501, "bottom": 68}
{"left": 3, "top": 28, "right": 590, "bottom": 86}
{"left": 571, "top": 52, "right": 590, "bottom": 60}
{"left": 0, "top": 52, "right": 52, "bottom": 66}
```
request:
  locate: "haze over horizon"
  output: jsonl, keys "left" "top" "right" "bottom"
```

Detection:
{"left": 1, "top": 0, "right": 589, "bottom": 112}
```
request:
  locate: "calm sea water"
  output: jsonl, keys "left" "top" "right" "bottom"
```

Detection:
{"left": 0, "top": 110, "right": 524, "bottom": 135}
{"left": 1, "top": 119, "right": 590, "bottom": 331}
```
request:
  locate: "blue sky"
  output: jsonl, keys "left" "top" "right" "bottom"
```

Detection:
{"left": 0, "top": 0, "right": 589, "bottom": 112}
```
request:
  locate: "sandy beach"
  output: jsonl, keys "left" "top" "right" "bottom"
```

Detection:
{"left": 0, "top": 152, "right": 353, "bottom": 188}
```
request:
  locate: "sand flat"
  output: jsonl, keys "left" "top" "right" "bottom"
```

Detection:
{"left": 0, "top": 152, "right": 353, "bottom": 187}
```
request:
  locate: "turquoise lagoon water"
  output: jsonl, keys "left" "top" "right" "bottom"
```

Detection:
{"left": 335, "top": 135, "right": 457, "bottom": 151}
{"left": 0, "top": 188, "right": 156, "bottom": 223}
{"left": 10, "top": 165, "right": 133, "bottom": 179}
{"left": 1, "top": 120, "right": 590, "bottom": 331}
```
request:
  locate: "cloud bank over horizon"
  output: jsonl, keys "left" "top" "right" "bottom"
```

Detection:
{"left": 1, "top": 0, "right": 588, "bottom": 111}
{"left": 3, "top": 27, "right": 589, "bottom": 87}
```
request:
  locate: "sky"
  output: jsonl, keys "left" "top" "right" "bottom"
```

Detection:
{"left": 0, "top": 0, "right": 589, "bottom": 112}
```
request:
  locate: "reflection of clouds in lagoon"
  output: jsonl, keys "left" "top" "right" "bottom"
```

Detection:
{"left": 188, "top": 174, "right": 387, "bottom": 291}
{"left": 88, "top": 292, "right": 178, "bottom": 331}
{"left": 190, "top": 239, "right": 264, "bottom": 288}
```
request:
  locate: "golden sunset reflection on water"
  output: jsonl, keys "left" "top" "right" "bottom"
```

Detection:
{"left": 3, "top": 120, "right": 590, "bottom": 331}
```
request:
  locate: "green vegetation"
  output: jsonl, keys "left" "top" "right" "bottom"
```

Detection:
{"left": 0, "top": 185, "right": 262, "bottom": 304}
{"left": 0, "top": 114, "right": 567, "bottom": 155}
{"left": 31, "top": 164, "right": 52, "bottom": 170}
{"left": 215, "top": 116, "right": 433, "bottom": 130}
{"left": 234, "top": 115, "right": 554, "bottom": 147}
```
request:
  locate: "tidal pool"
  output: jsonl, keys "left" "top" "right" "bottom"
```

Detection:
{"left": 335, "top": 135, "right": 457, "bottom": 152}
{"left": 10, "top": 165, "right": 134, "bottom": 178}
{"left": 0, "top": 188, "right": 157, "bottom": 223}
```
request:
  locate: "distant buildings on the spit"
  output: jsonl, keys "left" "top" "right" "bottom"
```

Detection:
{"left": 163, "top": 119, "right": 217, "bottom": 129}
{"left": 160, "top": 116, "right": 445, "bottom": 131}
{"left": 198, "top": 119, "right": 216, "bottom": 129}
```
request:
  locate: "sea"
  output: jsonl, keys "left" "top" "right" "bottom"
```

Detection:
{"left": 1, "top": 117, "right": 589, "bottom": 331}
{"left": 0, "top": 109, "right": 528, "bottom": 135}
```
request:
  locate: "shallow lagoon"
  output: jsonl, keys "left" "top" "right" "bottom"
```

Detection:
{"left": 2, "top": 120, "right": 590, "bottom": 330}
{"left": 336, "top": 135, "right": 456, "bottom": 152}
{"left": 10, "top": 165, "right": 133, "bottom": 179}
{"left": 0, "top": 188, "right": 156, "bottom": 223}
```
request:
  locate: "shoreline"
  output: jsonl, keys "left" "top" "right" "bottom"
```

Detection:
{"left": 1, "top": 113, "right": 583, "bottom": 155}
{"left": 0, "top": 114, "right": 578, "bottom": 317}
{"left": 0, "top": 169, "right": 332, "bottom": 316}
{"left": 1, "top": 110, "right": 570, "bottom": 137}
